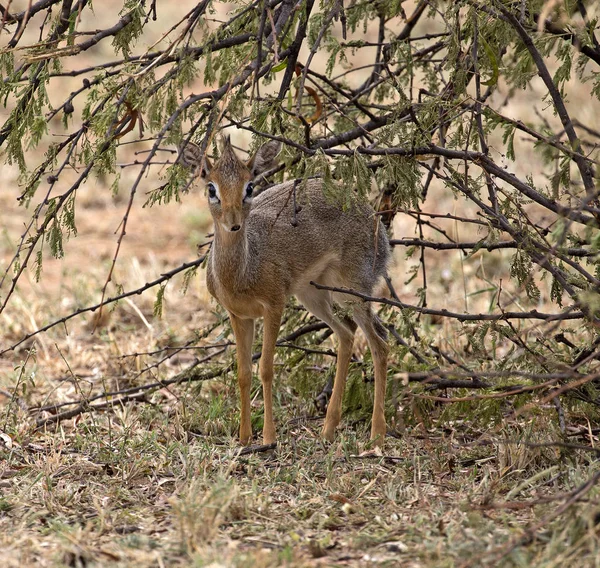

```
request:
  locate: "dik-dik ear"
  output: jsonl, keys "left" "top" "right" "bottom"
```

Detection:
{"left": 179, "top": 140, "right": 212, "bottom": 178}
{"left": 247, "top": 139, "right": 282, "bottom": 177}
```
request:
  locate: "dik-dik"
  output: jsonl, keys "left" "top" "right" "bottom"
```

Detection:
{"left": 180, "top": 136, "right": 390, "bottom": 445}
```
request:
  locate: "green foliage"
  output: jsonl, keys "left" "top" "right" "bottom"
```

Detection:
{"left": 377, "top": 155, "right": 422, "bottom": 209}
{"left": 551, "top": 265, "right": 565, "bottom": 307}
{"left": 153, "top": 284, "right": 167, "bottom": 318}
{"left": 144, "top": 164, "right": 189, "bottom": 207}
{"left": 112, "top": 3, "right": 144, "bottom": 58}
{"left": 510, "top": 249, "right": 541, "bottom": 302}
{"left": 181, "top": 265, "right": 199, "bottom": 295}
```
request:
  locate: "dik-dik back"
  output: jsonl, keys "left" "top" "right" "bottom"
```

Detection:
{"left": 237, "top": 178, "right": 389, "bottom": 302}
{"left": 180, "top": 136, "right": 389, "bottom": 446}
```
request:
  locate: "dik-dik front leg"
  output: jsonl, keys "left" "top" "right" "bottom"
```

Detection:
{"left": 260, "top": 305, "right": 284, "bottom": 445}
{"left": 230, "top": 314, "right": 255, "bottom": 445}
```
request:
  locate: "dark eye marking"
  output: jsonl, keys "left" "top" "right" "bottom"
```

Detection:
{"left": 207, "top": 182, "right": 218, "bottom": 200}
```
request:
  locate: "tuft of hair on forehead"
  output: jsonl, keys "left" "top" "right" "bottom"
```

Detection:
{"left": 211, "top": 135, "right": 250, "bottom": 183}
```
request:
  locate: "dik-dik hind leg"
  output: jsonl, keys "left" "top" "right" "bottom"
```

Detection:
{"left": 297, "top": 290, "right": 356, "bottom": 441}
{"left": 230, "top": 314, "right": 255, "bottom": 445}
{"left": 354, "top": 306, "right": 389, "bottom": 445}
{"left": 260, "top": 306, "right": 284, "bottom": 445}
{"left": 323, "top": 323, "right": 355, "bottom": 441}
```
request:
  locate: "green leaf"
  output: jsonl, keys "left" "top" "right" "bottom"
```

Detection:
{"left": 480, "top": 34, "right": 499, "bottom": 87}
{"left": 153, "top": 284, "right": 166, "bottom": 318}
{"left": 271, "top": 60, "right": 288, "bottom": 73}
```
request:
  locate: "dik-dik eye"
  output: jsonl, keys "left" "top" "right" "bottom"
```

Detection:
{"left": 244, "top": 181, "right": 254, "bottom": 200}
{"left": 207, "top": 182, "right": 220, "bottom": 203}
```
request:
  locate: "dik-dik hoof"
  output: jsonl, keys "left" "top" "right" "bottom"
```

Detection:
{"left": 370, "top": 426, "right": 387, "bottom": 447}
{"left": 262, "top": 425, "right": 276, "bottom": 446}
{"left": 239, "top": 426, "right": 253, "bottom": 446}
{"left": 321, "top": 425, "right": 336, "bottom": 442}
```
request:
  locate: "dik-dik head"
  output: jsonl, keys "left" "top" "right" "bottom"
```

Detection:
{"left": 180, "top": 136, "right": 282, "bottom": 233}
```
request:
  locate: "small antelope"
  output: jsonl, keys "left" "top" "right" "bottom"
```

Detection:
{"left": 180, "top": 136, "right": 390, "bottom": 445}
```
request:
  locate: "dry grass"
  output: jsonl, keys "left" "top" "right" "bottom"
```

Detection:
{"left": 1, "top": 1, "right": 600, "bottom": 566}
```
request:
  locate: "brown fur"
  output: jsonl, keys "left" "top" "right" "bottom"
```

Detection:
{"left": 180, "top": 137, "right": 390, "bottom": 445}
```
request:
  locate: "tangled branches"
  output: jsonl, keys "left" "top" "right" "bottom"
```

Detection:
{"left": 2, "top": 2, "right": 600, "bottom": 557}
